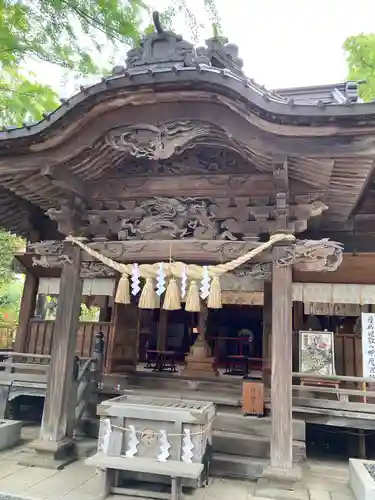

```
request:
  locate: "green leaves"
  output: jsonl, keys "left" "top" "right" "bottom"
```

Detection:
{"left": 0, "top": 68, "right": 59, "bottom": 127}
{"left": 0, "top": 231, "right": 23, "bottom": 286}
{"left": 0, "top": 0, "right": 221, "bottom": 128}
{"left": 344, "top": 33, "right": 375, "bottom": 102}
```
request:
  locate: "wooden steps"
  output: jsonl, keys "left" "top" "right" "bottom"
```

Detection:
{"left": 211, "top": 453, "right": 268, "bottom": 480}
{"left": 212, "top": 430, "right": 305, "bottom": 462}
{"left": 213, "top": 411, "right": 306, "bottom": 440}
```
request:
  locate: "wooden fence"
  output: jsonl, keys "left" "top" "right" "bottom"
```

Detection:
{"left": 0, "top": 325, "right": 16, "bottom": 349}
{"left": 25, "top": 319, "right": 111, "bottom": 359}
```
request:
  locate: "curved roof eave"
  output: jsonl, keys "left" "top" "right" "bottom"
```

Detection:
{"left": 2, "top": 65, "right": 375, "bottom": 147}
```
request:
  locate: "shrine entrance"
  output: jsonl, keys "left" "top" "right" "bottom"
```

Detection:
{"left": 137, "top": 303, "right": 263, "bottom": 376}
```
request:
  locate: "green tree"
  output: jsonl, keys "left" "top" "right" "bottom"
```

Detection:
{"left": 0, "top": 1, "right": 220, "bottom": 277}
{"left": 344, "top": 33, "right": 375, "bottom": 101}
{"left": 0, "top": 278, "right": 23, "bottom": 325}
{"left": 0, "top": 0, "right": 221, "bottom": 127}
{"left": 0, "top": 231, "right": 24, "bottom": 286}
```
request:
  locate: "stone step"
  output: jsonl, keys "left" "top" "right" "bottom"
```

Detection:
{"left": 212, "top": 430, "right": 306, "bottom": 462}
{"left": 211, "top": 452, "right": 267, "bottom": 480}
{"left": 213, "top": 411, "right": 306, "bottom": 441}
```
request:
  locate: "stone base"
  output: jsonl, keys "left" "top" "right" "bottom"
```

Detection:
{"left": 258, "top": 464, "right": 303, "bottom": 487}
{"left": 0, "top": 419, "right": 22, "bottom": 451}
{"left": 183, "top": 356, "right": 218, "bottom": 378}
{"left": 19, "top": 437, "right": 77, "bottom": 470}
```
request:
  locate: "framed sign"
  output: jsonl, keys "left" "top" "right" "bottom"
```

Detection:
{"left": 299, "top": 330, "right": 335, "bottom": 376}
{"left": 361, "top": 313, "right": 375, "bottom": 378}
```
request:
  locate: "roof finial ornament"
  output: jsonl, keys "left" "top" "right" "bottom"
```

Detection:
{"left": 152, "top": 11, "right": 164, "bottom": 34}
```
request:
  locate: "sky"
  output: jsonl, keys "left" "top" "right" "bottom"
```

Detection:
{"left": 33, "top": 0, "right": 375, "bottom": 96}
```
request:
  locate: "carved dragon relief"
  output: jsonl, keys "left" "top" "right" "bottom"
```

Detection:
{"left": 106, "top": 121, "right": 230, "bottom": 160}
{"left": 112, "top": 149, "right": 256, "bottom": 177}
{"left": 43, "top": 191, "right": 328, "bottom": 240}
{"left": 276, "top": 239, "right": 344, "bottom": 272}
{"left": 81, "top": 197, "right": 328, "bottom": 241}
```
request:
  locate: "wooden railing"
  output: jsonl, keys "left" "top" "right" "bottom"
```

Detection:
{"left": 74, "top": 355, "right": 101, "bottom": 430}
{"left": 0, "top": 351, "right": 101, "bottom": 427}
{"left": 25, "top": 319, "right": 111, "bottom": 359}
{"left": 292, "top": 372, "right": 375, "bottom": 414}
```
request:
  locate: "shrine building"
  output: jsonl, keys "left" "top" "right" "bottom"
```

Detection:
{"left": 1, "top": 15, "right": 375, "bottom": 479}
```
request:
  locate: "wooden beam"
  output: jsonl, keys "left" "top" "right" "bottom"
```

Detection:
{"left": 41, "top": 165, "right": 90, "bottom": 203}
{"left": 270, "top": 245, "right": 293, "bottom": 469}
{"left": 38, "top": 244, "right": 82, "bottom": 453}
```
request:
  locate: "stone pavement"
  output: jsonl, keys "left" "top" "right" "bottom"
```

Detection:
{"left": 0, "top": 425, "right": 355, "bottom": 500}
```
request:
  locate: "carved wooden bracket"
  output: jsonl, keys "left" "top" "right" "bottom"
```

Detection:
{"left": 275, "top": 239, "right": 344, "bottom": 272}
{"left": 46, "top": 196, "right": 87, "bottom": 236}
{"left": 77, "top": 196, "right": 328, "bottom": 241}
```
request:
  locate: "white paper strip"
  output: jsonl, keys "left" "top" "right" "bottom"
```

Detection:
{"left": 156, "top": 262, "right": 166, "bottom": 296}
{"left": 182, "top": 429, "right": 194, "bottom": 464}
{"left": 200, "top": 266, "right": 211, "bottom": 299}
{"left": 100, "top": 418, "right": 112, "bottom": 455}
{"left": 181, "top": 265, "right": 187, "bottom": 299}
{"left": 157, "top": 430, "right": 171, "bottom": 462}
{"left": 126, "top": 425, "right": 139, "bottom": 458}
{"left": 131, "top": 263, "right": 141, "bottom": 296}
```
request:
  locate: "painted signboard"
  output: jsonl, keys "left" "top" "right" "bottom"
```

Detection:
{"left": 299, "top": 330, "right": 335, "bottom": 376}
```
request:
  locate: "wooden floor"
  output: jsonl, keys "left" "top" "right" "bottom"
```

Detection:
{"left": 102, "top": 368, "right": 375, "bottom": 430}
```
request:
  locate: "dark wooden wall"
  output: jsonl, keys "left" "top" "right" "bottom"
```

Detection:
{"left": 294, "top": 253, "right": 375, "bottom": 284}
{"left": 25, "top": 319, "right": 111, "bottom": 363}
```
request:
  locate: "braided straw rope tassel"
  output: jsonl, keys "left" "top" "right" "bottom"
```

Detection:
{"left": 65, "top": 233, "right": 295, "bottom": 308}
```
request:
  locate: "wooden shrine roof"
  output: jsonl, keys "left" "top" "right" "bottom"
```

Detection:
{"left": 1, "top": 15, "right": 375, "bottom": 240}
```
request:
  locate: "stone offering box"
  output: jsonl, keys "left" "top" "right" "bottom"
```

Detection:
{"left": 0, "top": 420, "right": 22, "bottom": 451}
{"left": 97, "top": 394, "right": 215, "bottom": 485}
{"left": 350, "top": 458, "right": 375, "bottom": 500}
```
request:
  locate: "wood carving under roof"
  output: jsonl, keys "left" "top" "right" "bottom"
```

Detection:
{"left": 106, "top": 121, "right": 230, "bottom": 160}
{"left": 80, "top": 196, "right": 328, "bottom": 240}
{"left": 234, "top": 264, "right": 272, "bottom": 281}
{"left": 275, "top": 239, "right": 344, "bottom": 272}
{"left": 29, "top": 238, "right": 343, "bottom": 273}
{"left": 112, "top": 149, "right": 258, "bottom": 177}
{"left": 31, "top": 254, "right": 115, "bottom": 277}
{"left": 31, "top": 239, "right": 262, "bottom": 264}
{"left": 46, "top": 197, "right": 86, "bottom": 236}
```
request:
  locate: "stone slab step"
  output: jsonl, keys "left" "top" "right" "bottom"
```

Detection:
{"left": 213, "top": 411, "right": 306, "bottom": 441}
{"left": 212, "top": 430, "right": 306, "bottom": 462}
{"left": 211, "top": 452, "right": 267, "bottom": 480}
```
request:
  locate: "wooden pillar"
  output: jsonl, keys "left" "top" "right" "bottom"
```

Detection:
{"left": 14, "top": 271, "right": 38, "bottom": 352}
{"left": 157, "top": 309, "right": 168, "bottom": 350}
{"left": 262, "top": 281, "right": 272, "bottom": 390}
{"left": 99, "top": 296, "right": 110, "bottom": 322}
{"left": 106, "top": 302, "right": 138, "bottom": 373}
{"left": 36, "top": 245, "right": 82, "bottom": 459}
{"left": 270, "top": 244, "right": 293, "bottom": 469}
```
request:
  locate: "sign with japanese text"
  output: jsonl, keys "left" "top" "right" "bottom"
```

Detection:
{"left": 361, "top": 313, "right": 375, "bottom": 378}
